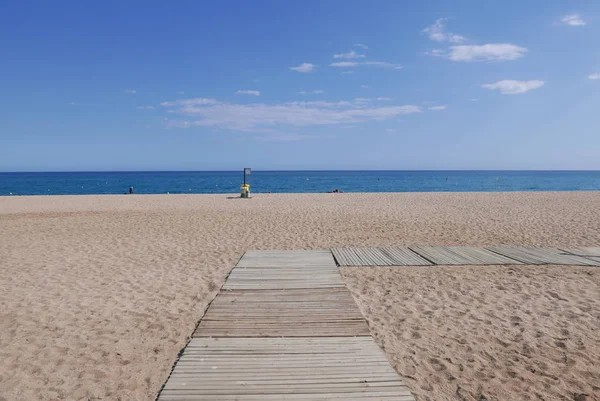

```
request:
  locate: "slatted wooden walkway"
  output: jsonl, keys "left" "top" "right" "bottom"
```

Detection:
{"left": 487, "top": 246, "right": 600, "bottom": 266}
{"left": 158, "top": 250, "right": 415, "bottom": 401}
{"left": 332, "top": 246, "right": 600, "bottom": 267}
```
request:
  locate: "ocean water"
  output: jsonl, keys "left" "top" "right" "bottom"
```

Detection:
{"left": 1, "top": 171, "right": 599, "bottom": 196}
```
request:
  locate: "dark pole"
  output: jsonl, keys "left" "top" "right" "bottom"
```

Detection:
{"left": 244, "top": 169, "right": 246, "bottom": 185}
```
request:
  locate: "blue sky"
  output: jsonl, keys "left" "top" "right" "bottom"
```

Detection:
{"left": 1, "top": 0, "right": 599, "bottom": 171}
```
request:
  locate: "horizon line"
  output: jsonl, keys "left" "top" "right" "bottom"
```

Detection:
{"left": 1, "top": 169, "right": 600, "bottom": 174}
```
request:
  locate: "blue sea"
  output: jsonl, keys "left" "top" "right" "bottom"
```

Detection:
{"left": 1, "top": 171, "right": 599, "bottom": 196}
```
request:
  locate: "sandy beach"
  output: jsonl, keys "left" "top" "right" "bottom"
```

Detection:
{"left": 1, "top": 192, "right": 599, "bottom": 401}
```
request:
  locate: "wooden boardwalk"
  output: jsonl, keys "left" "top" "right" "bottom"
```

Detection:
{"left": 158, "top": 250, "right": 415, "bottom": 401}
{"left": 332, "top": 246, "right": 600, "bottom": 267}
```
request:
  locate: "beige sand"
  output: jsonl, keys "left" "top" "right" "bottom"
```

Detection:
{"left": 342, "top": 265, "right": 600, "bottom": 401}
{"left": 0, "top": 192, "right": 599, "bottom": 401}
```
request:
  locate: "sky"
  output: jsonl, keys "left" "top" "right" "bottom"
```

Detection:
{"left": 1, "top": 0, "right": 599, "bottom": 171}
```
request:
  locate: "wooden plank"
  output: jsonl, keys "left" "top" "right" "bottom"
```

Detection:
{"left": 330, "top": 247, "right": 348, "bottom": 266}
{"left": 332, "top": 247, "right": 432, "bottom": 266}
{"left": 340, "top": 247, "right": 361, "bottom": 266}
{"left": 560, "top": 247, "right": 600, "bottom": 257}
{"left": 222, "top": 266, "right": 345, "bottom": 289}
{"left": 237, "top": 250, "right": 336, "bottom": 267}
{"left": 159, "top": 337, "right": 413, "bottom": 400}
{"left": 381, "top": 247, "right": 433, "bottom": 266}
{"left": 487, "top": 246, "right": 600, "bottom": 266}
{"left": 194, "top": 288, "right": 369, "bottom": 337}
{"left": 359, "top": 248, "right": 389, "bottom": 266}
{"left": 410, "top": 246, "right": 522, "bottom": 265}
{"left": 350, "top": 248, "right": 372, "bottom": 266}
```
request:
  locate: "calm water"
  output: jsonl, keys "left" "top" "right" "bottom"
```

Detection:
{"left": 1, "top": 171, "right": 599, "bottom": 196}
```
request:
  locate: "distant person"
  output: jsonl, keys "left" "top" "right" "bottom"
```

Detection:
{"left": 129, "top": 186, "right": 134, "bottom": 194}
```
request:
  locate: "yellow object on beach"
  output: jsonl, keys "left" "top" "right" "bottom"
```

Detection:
{"left": 240, "top": 184, "right": 250, "bottom": 198}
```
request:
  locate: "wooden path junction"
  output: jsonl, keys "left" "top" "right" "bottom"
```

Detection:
{"left": 157, "top": 250, "right": 415, "bottom": 401}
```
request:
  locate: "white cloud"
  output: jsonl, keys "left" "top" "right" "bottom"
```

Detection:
{"left": 331, "top": 61, "right": 359, "bottom": 68}
{"left": 298, "top": 90, "right": 325, "bottom": 95}
{"left": 253, "top": 133, "right": 315, "bottom": 142}
{"left": 423, "top": 18, "right": 466, "bottom": 43}
{"left": 330, "top": 61, "right": 402, "bottom": 69}
{"left": 561, "top": 14, "right": 586, "bottom": 26}
{"left": 448, "top": 44, "right": 527, "bottom": 62}
{"left": 360, "top": 85, "right": 370, "bottom": 89}
{"left": 290, "top": 63, "right": 315, "bottom": 73}
{"left": 588, "top": 73, "right": 600, "bottom": 80}
{"left": 161, "top": 97, "right": 422, "bottom": 131}
{"left": 426, "top": 49, "right": 446, "bottom": 57}
{"left": 161, "top": 98, "right": 218, "bottom": 107}
{"left": 469, "top": 98, "right": 479, "bottom": 102}
{"left": 364, "top": 61, "right": 403, "bottom": 69}
{"left": 124, "top": 89, "right": 137, "bottom": 94}
{"left": 333, "top": 50, "right": 366, "bottom": 59}
{"left": 69, "top": 102, "right": 76, "bottom": 105}
{"left": 354, "top": 43, "right": 369, "bottom": 49}
{"left": 235, "top": 90, "right": 261, "bottom": 96}
{"left": 177, "top": 91, "right": 185, "bottom": 95}
{"left": 376, "top": 97, "right": 393, "bottom": 101}
{"left": 428, "top": 105, "right": 447, "bottom": 110}
{"left": 137, "top": 105, "right": 156, "bottom": 110}
{"left": 341, "top": 71, "right": 354, "bottom": 74}
{"left": 482, "top": 80, "right": 545, "bottom": 94}
{"left": 385, "top": 128, "right": 396, "bottom": 133}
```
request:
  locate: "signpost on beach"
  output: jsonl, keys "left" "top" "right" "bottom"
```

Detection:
{"left": 241, "top": 168, "right": 251, "bottom": 198}
{"left": 244, "top": 168, "right": 251, "bottom": 185}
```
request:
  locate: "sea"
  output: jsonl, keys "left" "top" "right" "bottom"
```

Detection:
{"left": 1, "top": 171, "right": 599, "bottom": 196}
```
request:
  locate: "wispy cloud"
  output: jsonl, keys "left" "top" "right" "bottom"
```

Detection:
{"left": 482, "top": 80, "right": 545, "bottom": 94}
{"left": 253, "top": 133, "right": 316, "bottom": 142}
{"left": 124, "top": 89, "right": 137, "bottom": 94}
{"left": 330, "top": 61, "right": 402, "bottom": 69}
{"left": 341, "top": 71, "right": 354, "bottom": 74}
{"left": 446, "top": 44, "right": 527, "bottom": 62}
{"left": 161, "top": 97, "right": 422, "bottom": 131}
{"left": 333, "top": 50, "right": 366, "bottom": 59}
{"left": 423, "top": 18, "right": 466, "bottom": 43}
{"left": 376, "top": 97, "right": 393, "bottom": 101}
{"left": 177, "top": 91, "right": 185, "bottom": 95}
{"left": 298, "top": 90, "right": 325, "bottom": 95}
{"left": 561, "top": 14, "right": 586, "bottom": 26}
{"left": 354, "top": 43, "right": 368, "bottom": 49}
{"left": 137, "top": 105, "right": 156, "bottom": 110}
{"left": 331, "top": 61, "right": 359, "bottom": 68}
{"left": 588, "top": 73, "right": 600, "bottom": 80}
{"left": 290, "top": 63, "right": 315, "bottom": 73}
{"left": 69, "top": 102, "right": 76, "bottom": 105}
{"left": 469, "top": 98, "right": 479, "bottom": 102}
{"left": 426, "top": 49, "right": 446, "bottom": 57}
{"left": 360, "top": 85, "right": 370, "bottom": 89}
{"left": 364, "top": 61, "right": 403, "bottom": 69}
{"left": 235, "top": 90, "right": 261, "bottom": 96}
{"left": 428, "top": 105, "right": 447, "bottom": 110}
{"left": 161, "top": 98, "right": 218, "bottom": 107}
